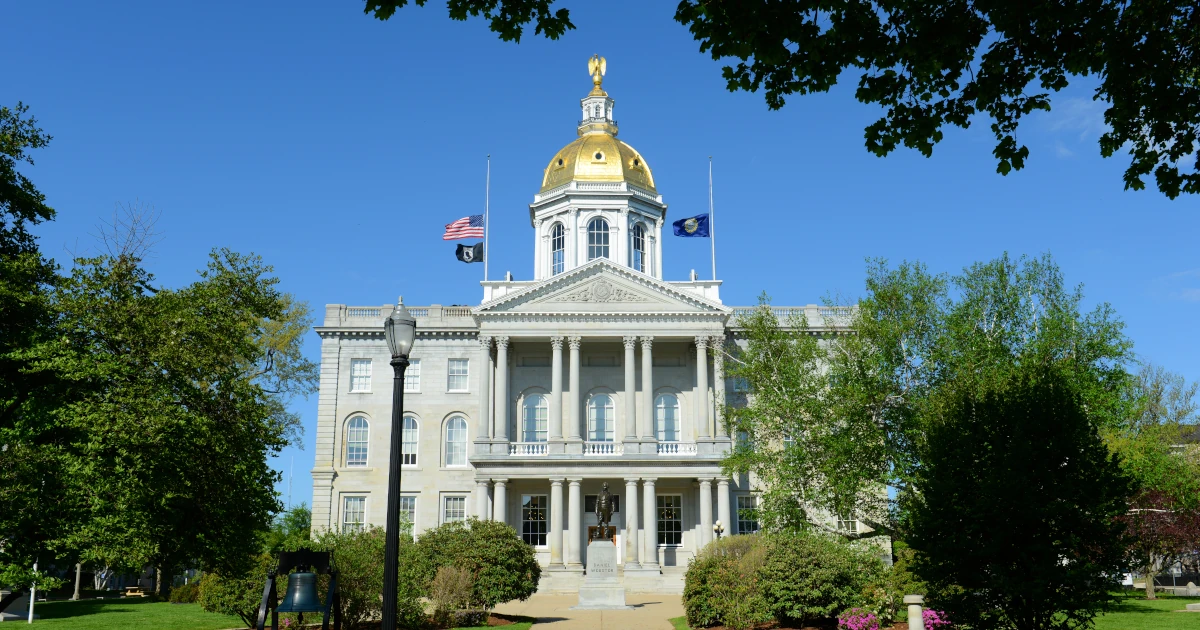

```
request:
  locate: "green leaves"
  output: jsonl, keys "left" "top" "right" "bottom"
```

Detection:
{"left": 365, "top": 0, "right": 574, "bottom": 41}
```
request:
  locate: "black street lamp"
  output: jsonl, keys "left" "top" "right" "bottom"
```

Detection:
{"left": 381, "top": 298, "right": 416, "bottom": 630}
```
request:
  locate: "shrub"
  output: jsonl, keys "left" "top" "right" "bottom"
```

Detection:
{"left": 861, "top": 541, "right": 925, "bottom": 623}
{"left": 924, "top": 609, "right": 952, "bottom": 629}
{"left": 683, "top": 535, "right": 770, "bottom": 629}
{"left": 414, "top": 518, "right": 539, "bottom": 609}
{"left": 311, "top": 526, "right": 425, "bottom": 630}
{"left": 757, "top": 531, "right": 884, "bottom": 626}
{"left": 198, "top": 554, "right": 276, "bottom": 628}
{"left": 430, "top": 565, "right": 474, "bottom": 625}
{"left": 838, "top": 607, "right": 881, "bottom": 630}
{"left": 169, "top": 582, "right": 200, "bottom": 603}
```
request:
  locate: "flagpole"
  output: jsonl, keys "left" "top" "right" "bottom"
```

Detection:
{"left": 485, "top": 154, "right": 491, "bottom": 282}
{"left": 708, "top": 156, "right": 717, "bottom": 281}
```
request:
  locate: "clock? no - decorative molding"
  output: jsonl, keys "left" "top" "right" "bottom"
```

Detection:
{"left": 556, "top": 279, "right": 649, "bottom": 303}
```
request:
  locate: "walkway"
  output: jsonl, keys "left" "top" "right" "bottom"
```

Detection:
{"left": 492, "top": 593, "right": 684, "bottom": 629}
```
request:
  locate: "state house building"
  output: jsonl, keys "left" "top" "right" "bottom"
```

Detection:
{"left": 309, "top": 62, "right": 856, "bottom": 592}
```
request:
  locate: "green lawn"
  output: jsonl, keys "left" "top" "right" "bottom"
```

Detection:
{"left": 31, "top": 598, "right": 242, "bottom": 629}
{"left": 669, "top": 595, "right": 1200, "bottom": 630}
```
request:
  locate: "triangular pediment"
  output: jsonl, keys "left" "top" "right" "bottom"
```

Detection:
{"left": 476, "top": 259, "right": 729, "bottom": 316}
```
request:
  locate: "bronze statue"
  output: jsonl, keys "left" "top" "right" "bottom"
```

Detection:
{"left": 594, "top": 482, "right": 615, "bottom": 541}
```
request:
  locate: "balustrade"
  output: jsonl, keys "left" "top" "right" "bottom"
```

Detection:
{"left": 508, "top": 442, "right": 548, "bottom": 456}
{"left": 583, "top": 441, "right": 624, "bottom": 456}
{"left": 656, "top": 441, "right": 698, "bottom": 456}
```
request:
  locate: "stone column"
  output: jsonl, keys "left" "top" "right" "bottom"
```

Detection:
{"left": 567, "top": 478, "right": 583, "bottom": 566}
{"left": 695, "top": 337, "right": 710, "bottom": 439}
{"left": 623, "top": 336, "right": 638, "bottom": 442}
{"left": 642, "top": 478, "right": 659, "bottom": 569}
{"left": 567, "top": 337, "right": 582, "bottom": 440}
{"left": 640, "top": 337, "right": 654, "bottom": 440}
{"left": 717, "top": 478, "right": 732, "bottom": 538}
{"left": 654, "top": 218, "right": 664, "bottom": 280}
{"left": 550, "top": 478, "right": 564, "bottom": 565}
{"left": 713, "top": 336, "right": 727, "bottom": 439}
{"left": 698, "top": 478, "right": 714, "bottom": 547}
{"left": 476, "top": 479, "right": 490, "bottom": 520}
{"left": 624, "top": 477, "right": 640, "bottom": 568}
{"left": 477, "top": 336, "right": 492, "bottom": 442}
{"left": 550, "top": 337, "right": 564, "bottom": 440}
{"left": 494, "top": 337, "right": 510, "bottom": 442}
{"left": 493, "top": 479, "right": 508, "bottom": 524}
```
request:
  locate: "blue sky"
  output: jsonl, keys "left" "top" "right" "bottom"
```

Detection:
{"left": 6, "top": 1, "right": 1198, "bottom": 507}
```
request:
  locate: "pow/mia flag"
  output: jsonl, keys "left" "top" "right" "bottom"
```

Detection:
{"left": 456, "top": 242, "right": 484, "bottom": 263}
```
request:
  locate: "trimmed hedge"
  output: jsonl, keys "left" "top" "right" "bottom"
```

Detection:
{"left": 684, "top": 531, "right": 888, "bottom": 629}
{"left": 413, "top": 518, "right": 540, "bottom": 610}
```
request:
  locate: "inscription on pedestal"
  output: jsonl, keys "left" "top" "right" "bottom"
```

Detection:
{"left": 574, "top": 540, "right": 630, "bottom": 609}
{"left": 588, "top": 547, "right": 616, "bottom": 577}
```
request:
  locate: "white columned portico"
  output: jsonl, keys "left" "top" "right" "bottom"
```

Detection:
{"left": 494, "top": 336, "right": 510, "bottom": 442}
{"left": 477, "top": 336, "right": 492, "bottom": 442}
{"left": 550, "top": 478, "right": 565, "bottom": 565}
{"left": 640, "top": 336, "right": 654, "bottom": 440}
{"left": 567, "top": 478, "right": 583, "bottom": 567}
{"left": 713, "top": 336, "right": 727, "bottom": 439}
{"left": 695, "top": 336, "right": 710, "bottom": 439}
{"left": 493, "top": 478, "right": 508, "bottom": 524}
{"left": 623, "top": 336, "right": 637, "bottom": 442}
{"left": 698, "top": 478, "right": 713, "bottom": 547}
{"left": 476, "top": 479, "right": 490, "bottom": 520}
{"left": 717, "top": 478, "right": 732, "bottom": 537}
{"left": 624, "top": 477, "right": 640, "bottom": 568}
{"left": 550, "top": 336, "right": 564, "bottom": 440}
{"left": 567, "top": 336, "right": 582, "bottom": 440}
{"left": 642, "top": 478, "right": 659, "bottom": 569}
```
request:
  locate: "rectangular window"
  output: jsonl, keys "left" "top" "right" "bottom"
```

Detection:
{"left": 585, "top": 495, "right": 620, "bottom": 513}
{"left": 399, "top": 495, "right": 416, "bottom": 538}
{"left": 657, "top": 495, "right": 682, "bottom": 547}
{"left": 737, "top": 495, "right": 760, "bottom": 535}
{"left": 401, "top": 417, "right": 418, "bottom": 466}
{"left": 404, "top": 359, "right": 421, "bottom": 392}
{"left": 447, "top": 359, "right": 469, "bottom": 392}
{"left": 837, "top": 513, "right": 858, "bottom": 535}
{"left": 350, "top": 359, "right": 372, "bottom": 393}
{"left": 342, "top": 496, "right": 366, "bottom": 532}
{"left": 443, "top": 495, "right": 467, "bottom": 524}
{"left": 521, "top": 495, "right": 548, "bottom": 546}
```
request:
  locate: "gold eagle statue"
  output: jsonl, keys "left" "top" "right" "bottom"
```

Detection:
{"left": 588, "top": 54, "right": 607, "bottom": 89}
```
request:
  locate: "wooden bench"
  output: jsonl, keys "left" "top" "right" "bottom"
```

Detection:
{"left": 124, "top": 586, "right": 147, "bottom": 598}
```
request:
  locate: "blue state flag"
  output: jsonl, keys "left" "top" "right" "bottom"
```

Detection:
{"left": 672, "top": 213, "right": 710, "bottom": 237}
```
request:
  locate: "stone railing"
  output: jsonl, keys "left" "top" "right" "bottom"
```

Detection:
{"left": 508, "top": 442, "right": 548, "bottom": 456}
{"left": 327, "top": 304, "right": 475, "bottom": 327}
{"left": 533, "top": 180, "right": 663, "bottom": 203}
{"left": 583, "top": 441, "right": 624, "bottom": 456}
{"left": 656, "top": 441, "right": 698, "bottom": 456}
{"left": 728, "top": 305, "right": 855, "bottom": 328}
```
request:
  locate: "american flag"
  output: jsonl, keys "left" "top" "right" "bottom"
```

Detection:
{"left": 443, "top": 214, "right": 485, "bottom": 240}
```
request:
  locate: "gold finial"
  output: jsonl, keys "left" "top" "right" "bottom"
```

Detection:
{"left": 587, "top": 54, "right": 607, "bottom": 94}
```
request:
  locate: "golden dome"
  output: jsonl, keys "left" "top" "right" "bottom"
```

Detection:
{"left": 540, "top": 134, "right": 656, "bottom": 193}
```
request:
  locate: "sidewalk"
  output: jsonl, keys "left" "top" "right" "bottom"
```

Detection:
{"left": 492, "top": 593, "right": 684, "bottom": 629}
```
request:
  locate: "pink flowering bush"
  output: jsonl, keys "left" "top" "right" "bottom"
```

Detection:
{"left": 923, "top": 608, "right": 952, "bottom": 629}
{"left": 838, "top": 607, "right": 880, "bottom": 630}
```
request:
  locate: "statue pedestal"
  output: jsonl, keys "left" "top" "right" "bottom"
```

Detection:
{"left": 572, "top": 541, "right": 631, "bottom": 609}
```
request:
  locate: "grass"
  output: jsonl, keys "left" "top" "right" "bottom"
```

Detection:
{"left": 30, "top": 597, "right": 243, "bottom": 629}
{"left": 669, "top": 595, "right": 1200, "bottom": 630}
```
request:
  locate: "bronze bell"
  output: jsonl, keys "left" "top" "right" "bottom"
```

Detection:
{"left": 275, "top": 571, "right": 324, "bottom": 614}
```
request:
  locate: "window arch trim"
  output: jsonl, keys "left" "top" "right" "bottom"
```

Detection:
{"left": 549, "top": 222, "right": 566, "bottom": 276}
{"left": 443, "top": 414, "right": 470, "bottom": 467}
{"left": 344, "top": 415, "right": 370, "bottom": 467}
{"left": 402, "top": 415, "right": 419, "bottom": 467}
{"left": 587, "top": 217, "right": 610, "bottom": 260}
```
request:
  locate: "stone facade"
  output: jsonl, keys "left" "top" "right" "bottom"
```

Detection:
{"left": 309, "top": 64, "right": 860, "bottom": 592}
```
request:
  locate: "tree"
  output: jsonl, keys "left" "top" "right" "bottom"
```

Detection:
{"left": 263, "top": 504, "right": 313, "bottom": 553}
{"left": 366, "top": 1, "right": 1200, "bottom": 198}
{"left": 722, "top": 253, "right": 1133, "bottom": 535}
{"left": 1108, "top": 365, "right": 1200, "bottom": 598}
{"left": 26, "top": 248, "right": 318, "bottom": 587}
{"left": 909, "top": 366, "right": 1132, "bottom": 630}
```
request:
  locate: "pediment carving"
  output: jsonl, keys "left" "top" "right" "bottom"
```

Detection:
{"left": 554, "top": 279, "right": 649, "bottom": 303}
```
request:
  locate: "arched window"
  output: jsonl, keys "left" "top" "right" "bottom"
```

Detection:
{"left": 631, "top": 223, "right": 646, "bottom": 272}
{"left": 346, "top": 416, "right": 369, "bottom": 467}
{"left": 587, "top": 218, "right": 609, "bottom": 260}
{"left": 445, "top": 416, "right": 467, "bottom": 466}
{"left": 550, "top": 223, "right": 565, "bottom": 276}
{"left": 587, "top": 394, "right": 615, "bottom": 442}
{"left": 522, "top": 394, "right": 548, "bottom": 442}
{"left": 655, "top": 394, "right": 680, "bottom": 442}
{"left": 402, "top": 416, "right": 418, "bottom": 466}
